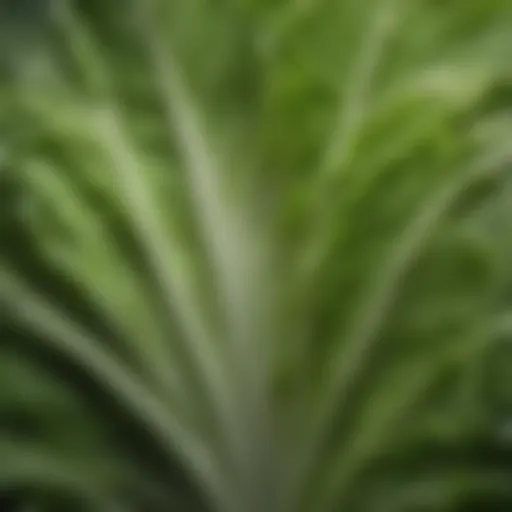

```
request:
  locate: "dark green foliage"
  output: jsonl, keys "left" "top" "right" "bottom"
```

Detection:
{"left": 1, "top": 0, "right": 511, "bottom": 511}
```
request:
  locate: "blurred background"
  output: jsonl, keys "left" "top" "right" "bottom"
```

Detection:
{"left": 1, "top": 0, "right": 512, "bottom": 511}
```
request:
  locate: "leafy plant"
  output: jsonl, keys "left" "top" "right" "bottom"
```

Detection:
{"left": 1, "top": 0, "right": 512, "bottom": 511}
